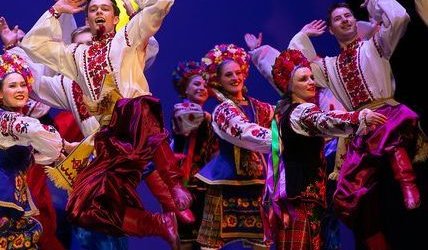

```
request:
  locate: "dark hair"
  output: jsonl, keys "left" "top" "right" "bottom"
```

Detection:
{"left": 85, "top": 0, "right": 121, "bottom": 17}
{"left": 326, "top": 2, "right": 353, "bottom": 27}
{"left": 71, "top": 26, "right": 91, "bottom": 43}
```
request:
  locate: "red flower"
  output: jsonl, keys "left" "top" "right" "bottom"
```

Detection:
{"left": 272, "top": 49, "right": 310, "bottom": 94}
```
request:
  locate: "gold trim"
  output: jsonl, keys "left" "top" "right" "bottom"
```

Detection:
{"left": 194, "top": 173, "right": 264, "bottom": 186}
{"left": 0, "top": 201, "right": 39, "bottom": 216}
{"left": 356, "top": 98, "right": 399, "bottom": 111}
{"left": 45, "top": 133, "right": 95, "bottom": 191}
{"left": 220, "top": 232, "right": 264, "bottom": 239}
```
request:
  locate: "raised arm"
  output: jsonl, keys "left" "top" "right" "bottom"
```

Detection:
{"left": 288, "top": 20, "right": 325, "bottom": 62}
{"left": 113, "top": 0, "right": 174, "bottom": 49}
{"left": 365, "top": 0, "right": 410, "bottom": 58}
{"left": 19, "top": 0, "right": 86, "bottom": 81}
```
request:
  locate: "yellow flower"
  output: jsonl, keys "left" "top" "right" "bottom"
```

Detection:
{"left": 12, "top": 234, "right": 24, "bottom": 248}
{"left": 0, "top": 237, "right": 8, "bottom": 250}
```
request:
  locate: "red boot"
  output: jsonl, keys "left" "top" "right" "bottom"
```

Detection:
{"left": 145, "top": 170, "right": 196, "bottom": 224}
{"left": 122, "top": 207, "right": 179, "bottom": 250}
{"left": 390, "top": 147, "right": 420, "bottom": 209}
{"left": 151, "top": 140, "right": 192, "bottom": 210}
{"left": 364, "top": 232, "right": 390, "bottom": 250}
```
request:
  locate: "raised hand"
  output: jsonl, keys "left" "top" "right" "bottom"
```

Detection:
{"left": 360, "top": 0, "right": 369, "bottom": 8}
{"left": 300, "top": 20, "right": 326, "bottom": 37}
{"left": 244, "top": 32, "right": 262, "bottom": 51}
{"left": 0, "top": 17, "right": 25, "bottom": 47}
{"left": 122, "top": 0, "right": 136, "bottom": 17}
{"left": 53, "top": 0, "right": 87, "bottom": 14}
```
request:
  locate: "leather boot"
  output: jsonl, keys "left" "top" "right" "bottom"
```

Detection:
{"left": 390, "top": 147, "right": 421, "bottom": 209}
{"left": 364, "top": 232, "right": 390, "bottom": 250}
{"left": 145, "top": 170, "right": 195, "bottom": 224}
{"left": 152, "top": 140, "right": 192, "bottom": 210}
{"left": 122, "top": 207, "right": 179, "bottom": 250}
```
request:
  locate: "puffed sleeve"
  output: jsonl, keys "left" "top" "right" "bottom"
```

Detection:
{"left": 212, "top": 101, "right": 272, "bottom": 154}
{"left": 288, "top": 32, "right": 329, "bottom": 88}
{"left": 248, "top": 45, "right": 280, "bottom": 94}
{"left": 289, "top": 103, "right": 367, "bottom": 137}
{"left": 20, "top": 10, "right": 79, "bottom": 81}
{"left": 172, "top": 102, "right": 205, "bottom": 136}
{"left": 31, "top": 75, "right": 72, "bottom": 111}
{"left": 109, "top": 0, "right": 172, "bottom": 98}
{"left": 367, "top": 0, "right": 410, "bottom": 59}
{"left": 116, "top": 0, "right": 174, "bottom": 48}
{"left": 0, "top": 111, "right": 62, "bottom": 164}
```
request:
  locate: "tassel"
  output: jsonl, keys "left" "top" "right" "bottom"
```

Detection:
{"left": 44, "top": 166, "right": 72, "bottom": 191}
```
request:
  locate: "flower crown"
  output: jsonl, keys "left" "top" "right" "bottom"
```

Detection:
{"left": 0, "top": 53, "right": 34, "bottom": 86}
{"left": 172, "top": 61, "right": 203, "bottom": 97}
{"left": 272, "top": 49, "right": 310, "bottom": 94}
{"left": 201, "top": 44, "right": 250, "bottom": 87}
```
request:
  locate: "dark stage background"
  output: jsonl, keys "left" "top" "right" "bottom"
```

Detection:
{"left": 2, "top": 0, "right": 426, "bottom": 249}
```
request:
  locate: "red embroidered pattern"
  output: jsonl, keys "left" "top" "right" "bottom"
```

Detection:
{"left": 124, "top": 24, "right": 131, "bottom": 47}
{"left": 299, "top": 168, "right": 326, "bottom": 205}
{"left": 214, "top": 102, "right": 246, "bottom": 138}
{"left": 336, "top": 39, "right": 373, "bottom": 109}
{"left": 213, "top": 100, "right": 271, "bottom": 140}
{"left": 0, "top": 112, "right": 28, "bottom": 140}
{"left": 14, "top": 171, "right": 28, "bottom": 204}
{"left": 71, "top": 81, "right": 91, "bottom": 122}
{"left": 83, "top": 32, "right": 115, "bottom": 100}
{"left": 300, "top": 105, "right": 359, "bottom": 135}
{"left": 250, "top": 97, "right": 273, "bottom": 128}
{"left": 372, "top": 34, "right": 383, "bottom": 58}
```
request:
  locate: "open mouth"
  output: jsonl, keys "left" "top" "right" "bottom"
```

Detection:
{"left": 95, "top": 17, "right": 106, "bottom": 25}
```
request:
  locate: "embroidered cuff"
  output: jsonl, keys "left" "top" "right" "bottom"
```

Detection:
{"left": 49, "top": 7, "right": 61, "bottom": 19}
{"left": 3, "top": 43, "right": 17, "bottom": 52}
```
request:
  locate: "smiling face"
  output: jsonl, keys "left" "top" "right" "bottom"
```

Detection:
{"left": 185, "top": 75, "right": 208, "bottom": 105}
{"left": 0, "top": 73, "right": 29, "bottom": 111}
{"left": 218, "top": 60, "right": 246, "bottom": 98}
{"left": 290, "top": 67, "right": 316, "bottom": 103}
{"left": 329, "top": 7, "right": 358, "bottom": 44}
{"left": 86, "top": 0, "right": 119, "bottom": 35}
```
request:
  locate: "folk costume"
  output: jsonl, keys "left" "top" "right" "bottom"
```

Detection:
{"left": 195, "top": 44, "right": 273, "bottom": 249}
{"left": 171, "top": 61, "right": 220, "bottom": 244}
{"left": 20, "top": 1, "right": 186, "bottom": 247}
{"left": 0, "top": 53, "right": 63, "bottom": 249}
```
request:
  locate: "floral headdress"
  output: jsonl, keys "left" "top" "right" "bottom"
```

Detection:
{"left": 172, "top": 61, "right": 203, "bottom": 98}
{"left": 201, "top": 44, "right": 250, "bottom": 88}
{"left": 272, "top": 49, "right": 310, "bottom": 95}
{"left": 0, "top": 53, "right": 34, "bottom": 86}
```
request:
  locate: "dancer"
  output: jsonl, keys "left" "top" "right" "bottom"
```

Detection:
{"left": 20, "top": 0, "right": 186, "bottom": 248}
{"left": 288, "top": 1, "right": 423, "bottom": 247}
{"left": 171, "top": 60, "right": 219, "bottom": 249}
{"left": 0, "top": 53, "right": 73, "bottom": 249}
{"left": 265, "top": 48, "right": 385, "bottom": 250}
{"left": 195, "top": 44, "right": 273, "bottom": 249}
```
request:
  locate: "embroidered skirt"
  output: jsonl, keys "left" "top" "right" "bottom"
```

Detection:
{"left": 197, "top": 185, "right": 265, "bottom": 248}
